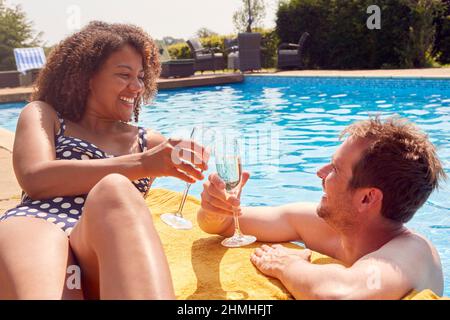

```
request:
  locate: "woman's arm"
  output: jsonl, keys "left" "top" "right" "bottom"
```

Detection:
{"left": 13, "top": 102, "right": 205, "bottom": 199}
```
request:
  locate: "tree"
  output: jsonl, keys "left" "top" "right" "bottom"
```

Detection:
{"left": 233, "top": 0, "right": 266, "bottom": 33}
{"left": 0, "top": 0, "right": 42, "bottom": 71}
{"left": 196, "top": 27, "right": 218, "bottom": 38}
{"left": 162, "top": 36, "right": 184, "bottom": 46}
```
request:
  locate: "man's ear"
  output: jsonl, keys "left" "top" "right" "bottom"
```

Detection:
{"left": 357, "top": 188, "right": 383, "bottom": 212}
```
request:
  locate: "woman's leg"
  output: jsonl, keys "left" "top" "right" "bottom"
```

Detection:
{"left": 69, "top": 174, "right": 175, "bottom": 300}
{"left": 0, "top": 217, "right": 84, "bottom": 299}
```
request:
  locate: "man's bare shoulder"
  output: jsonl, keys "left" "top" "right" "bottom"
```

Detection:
{"left": 389, "top": 229, "right": 441, "bottom": 264}
{"left": 367, "top": 229, "right": 444, "bottom": 295}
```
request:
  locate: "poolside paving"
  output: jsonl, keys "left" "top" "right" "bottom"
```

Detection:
{"left": 0, "top": 73, "right": 245, "bottom": 103}
{"left": 0, "top": 127, "right": 15, "bottom": 152}
{"left": 0, "top": 148, "right": 21, "bottom": 216}
{"left": 1, "top": 67, "right": 449, "bottom": 216}
{"left": 0, "top": 128, "right": 20, "bottom": 215}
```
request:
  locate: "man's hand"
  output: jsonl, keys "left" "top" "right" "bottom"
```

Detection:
{"left": 197, "top": 171, "right": 251, "bottom": 235}
{"left": 200, "top": 171, "right": 250, "bottom": 216}
{"left": 251, "top": 244, "right": 312, "bottom": 279}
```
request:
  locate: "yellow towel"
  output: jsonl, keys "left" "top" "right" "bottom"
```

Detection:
{"left": 147, "top": 188, "right": 447, "bottom": 300}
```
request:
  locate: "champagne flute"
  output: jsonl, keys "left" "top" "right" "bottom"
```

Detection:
{"left": 161, "top": 126, "right": 215, "bottom": 230}
{"left": 215, "top": 135, "right": 256, "bottom": 247}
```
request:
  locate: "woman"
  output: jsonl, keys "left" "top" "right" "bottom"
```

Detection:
{"left": 0, "top": 21, "right": 207, "bottom": 299}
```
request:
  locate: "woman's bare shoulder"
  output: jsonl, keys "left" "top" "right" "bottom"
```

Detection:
{"left": 145, "top": 128, "right": 166, "bottom": 150}
{"left": 22, "top": 100, "right": 56, "bottom": 113}
{"left": 19, "top": 101, "right": 60, "bottom": 133}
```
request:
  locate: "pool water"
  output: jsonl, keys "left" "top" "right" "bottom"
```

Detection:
{"left": 1, "top": 76, "right": 449, "bottom": 296}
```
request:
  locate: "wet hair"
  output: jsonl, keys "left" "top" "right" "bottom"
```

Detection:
{"left": 341, "top": 116, "right": 447, "bottom": 223}
{"left": 31, "top": 21, "right": 161, "bottom": 122}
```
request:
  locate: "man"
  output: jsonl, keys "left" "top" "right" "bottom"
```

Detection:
{"left": 197, "top": 117, "right": 446, "bottom": 299}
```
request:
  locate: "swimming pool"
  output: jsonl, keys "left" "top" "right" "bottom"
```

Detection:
{"left": 1, "top": 75, "right": 449, "bottom": 296}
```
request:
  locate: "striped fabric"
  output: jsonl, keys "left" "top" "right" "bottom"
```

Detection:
{"left": 13, "top": 47, "right": 46, "bottom": 73}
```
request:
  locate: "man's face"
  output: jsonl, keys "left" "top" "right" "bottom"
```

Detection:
{"left": 316, "top": 136, "right": 370, "bottom": 230}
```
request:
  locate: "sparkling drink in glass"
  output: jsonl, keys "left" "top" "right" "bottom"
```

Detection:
{"left": 160, "top": 126, "right": 215, "bottom": 230}
{"left": 215, "top": 135, "right": 256, "bottom": 247}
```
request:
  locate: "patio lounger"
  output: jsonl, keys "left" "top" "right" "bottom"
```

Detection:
{"left": 187, "top": 38, "right": 224, "bottom": 73}
{"left": 156, "top": 41, "right": 195, "bottom": 78}
{"left": 224, "top": 38, "right": 238, "bottom": 70}
{"left": 160, "top": 60, "right": 195, "bottom": 78}
{"left": 226, "top": 32, "right": 262, "bottom": 72}
{"left": 277, "top": 32, "right": 310, "bottom": 70}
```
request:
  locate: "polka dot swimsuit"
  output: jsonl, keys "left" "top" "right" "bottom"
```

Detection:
{"left": 0, "top": 113, "right": 153, "bottom": 236}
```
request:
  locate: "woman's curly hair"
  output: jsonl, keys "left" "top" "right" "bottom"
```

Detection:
{"left": 31, "top": 21, "right": 161, "bottom": 123}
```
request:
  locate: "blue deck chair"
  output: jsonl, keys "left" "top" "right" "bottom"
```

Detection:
{"left": 13, "top": 47, "right": 46, "bottom": 86}
{"left": 13, "top": 47, "right": 46, "bottom": 74}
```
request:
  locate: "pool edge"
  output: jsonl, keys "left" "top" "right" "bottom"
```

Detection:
{"left": 0, "top": 73, "right": 245, "bottom": 104}
{"left": 247, "top": 73, "right": 450, "bottom": 80}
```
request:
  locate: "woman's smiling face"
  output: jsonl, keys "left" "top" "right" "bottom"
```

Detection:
{"left": 87, "top": 44, "right": 145, "bottom": 122}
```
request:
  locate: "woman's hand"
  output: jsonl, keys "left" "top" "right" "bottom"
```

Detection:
{"left": 141, "top": 138, "right": 209, "bottom": 183}
{"left": 200, "top": 171, "right": 250, "bottom": 216}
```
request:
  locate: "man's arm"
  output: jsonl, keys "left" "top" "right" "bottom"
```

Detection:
{"left": 252, "top": 233, "right": 443, "bottom": 299}
{"left": 198, "top": 203, "right": 316, "bottom": 243}
{"left": 198, "top": 173, "right": 340, "bottom": 256}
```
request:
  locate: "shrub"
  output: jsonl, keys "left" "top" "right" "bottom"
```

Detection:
{"left": 275, "top": 0, "right": 445, "bottom": 69}
{"left": 167, "top": 42, "right": 191, "bottom": 60}
{"left": 437, "top": 15, "right": 450, "bottom": 63}
{"left": 434, "top": 0, "right": 450, "bottom": 64}
{"left": 257, "top": 28, "right": 280, "bottom": 68}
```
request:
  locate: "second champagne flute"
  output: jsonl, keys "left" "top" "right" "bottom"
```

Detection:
{"left": 160, "top": 126, "right": 215, "bottom": 230}
{"left": 215, "top": 135, "right": 256, "bottom": 247}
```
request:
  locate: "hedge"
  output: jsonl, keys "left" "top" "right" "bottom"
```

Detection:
{"left": 434, "top": 0, "right": 450, "bottom": 64}
{"left": 436, "top": 15, "right": 450, "bottom": 63}
{"left": 275, "top": 0, "right": 447, "bottom": 69}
